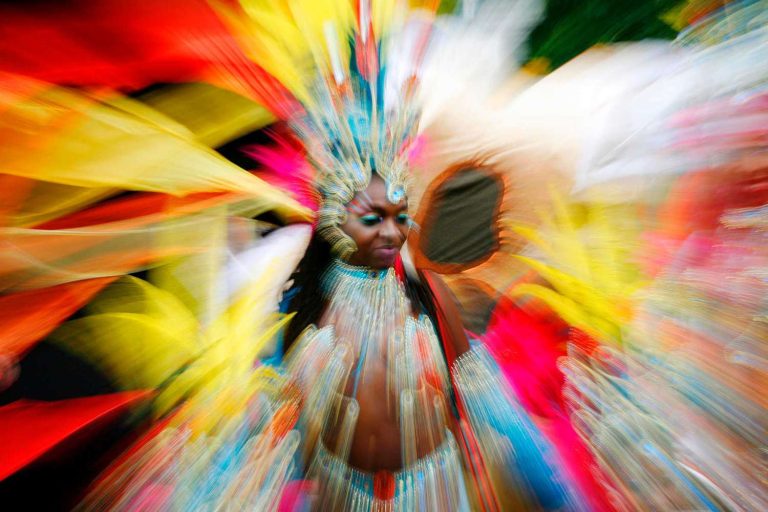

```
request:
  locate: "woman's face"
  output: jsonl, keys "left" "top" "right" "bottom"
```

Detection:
{"left": 339, "top": 175, "right": 409, "bottom": 269}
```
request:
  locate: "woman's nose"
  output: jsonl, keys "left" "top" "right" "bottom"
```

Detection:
{"left": 379, "top": 217, "right": 399, "bottom": 241}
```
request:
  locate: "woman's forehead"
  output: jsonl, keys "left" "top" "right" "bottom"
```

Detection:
{"left": 348, "top": 188, "right": 408, "bottom": 212}
{"left": 348, "top": 178, "right": 408, "bottom": 210}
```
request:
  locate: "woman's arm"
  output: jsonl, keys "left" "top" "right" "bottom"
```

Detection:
{"left": 419, "top": 270, "right": 471, "bottom": 361}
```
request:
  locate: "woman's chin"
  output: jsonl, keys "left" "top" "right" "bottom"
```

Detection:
{"left": 344, "top": 248, "right": 400, "bottom": 269}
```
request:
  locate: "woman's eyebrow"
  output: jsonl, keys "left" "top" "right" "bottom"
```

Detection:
{"left": 368, "top": 202, "right": 408, "bottom": 212}
{"left": 348, "top": 196, "right": 408, "bottom": 214}
{"left": 357, "top": 205, "right": 406, "bottom": 217}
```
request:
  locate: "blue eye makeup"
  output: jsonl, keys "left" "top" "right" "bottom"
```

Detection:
{"left": 359, "top": 214, "right": 382, "bottom": 226}
{"left": 357, "top": 212, "right": 409, "bottom": 227}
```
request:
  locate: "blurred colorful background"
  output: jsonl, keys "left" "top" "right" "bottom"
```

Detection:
{"left": 0, "top": 0, "right": 765, "bottom": 510}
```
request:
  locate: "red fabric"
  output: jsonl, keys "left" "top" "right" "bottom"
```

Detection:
{"left": 373, "top": 470, "right": 395, "bottom": 500}
{"left": 0, "top": 0, "right": 226, "bottom": 87}
{"left": 394, "top": 255, "right": 407, "bottom": 284}
{"left": 0, "top": 0, "right": 296, "bottom": 116}
{"left": 483, "top": 299, "right": 568, "bottom": 416}
{"left": 568, "top": 327, "right": 600, "bottom": 356}
{"left": 482, "top": 299, "right": 616, "bottom": 511}
{"left": 0, "top": 277, "right": 116, "bottom": 359}
{"left": 0, "top": 391, "right": 151, "bottom": 480}
{"left": 35, "top": 192, "right": 229, "bottom": 230}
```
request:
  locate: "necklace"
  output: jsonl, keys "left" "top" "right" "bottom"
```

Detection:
{"left": 320, "top": 259, "right": 410, "bottom": 361}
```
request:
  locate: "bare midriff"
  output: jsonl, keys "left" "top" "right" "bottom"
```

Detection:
{"left": 324, "top": 361, "right": 446, "bottom": 472}
{"left": 318, "top": 320, "right": 447, "bottom": 473}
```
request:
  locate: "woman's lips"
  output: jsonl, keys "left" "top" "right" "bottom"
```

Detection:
{"left": 373, "top": 247, "right": 400, "bottom": 264}
{"left": 374, "top": 247, "right": 399, "bottom": 259}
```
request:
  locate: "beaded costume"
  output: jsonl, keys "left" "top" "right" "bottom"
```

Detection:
{"left": 0, "top": 1, "right": 767, "bottom": 512}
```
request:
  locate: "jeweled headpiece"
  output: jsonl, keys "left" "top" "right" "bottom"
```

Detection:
{"left": 294, "top": 66, "right": 419, "bottom": 257}
{"left": 217, "top": 0, "right": 434, "bottom": 257}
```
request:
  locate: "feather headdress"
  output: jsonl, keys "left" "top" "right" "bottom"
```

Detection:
{"left": 216, "top": 0, "right": 439, "bottom": 256}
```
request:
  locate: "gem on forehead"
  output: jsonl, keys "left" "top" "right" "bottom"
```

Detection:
{"left": 389, "top": 185, "right": 405, "bottom": 203}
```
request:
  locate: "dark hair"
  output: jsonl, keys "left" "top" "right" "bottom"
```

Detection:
{"left": 283, "top": 234, "right": 333, "bottom": 348}
{"left": 283, "top": 234, "right": 443, "bottom": 354}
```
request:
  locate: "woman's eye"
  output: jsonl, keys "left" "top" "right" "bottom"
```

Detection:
{"left": 359, "top": 215, "right": 381, "bottom": 226}
{"left": 396, "top": 213, "right": 410, "bottom": 225}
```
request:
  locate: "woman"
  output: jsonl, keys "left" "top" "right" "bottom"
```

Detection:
{"left": 277, "top": 171, "right": 576, "bottom": 510}
{"left": 279, "top": 172, "right": 467, "bottom": 507}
